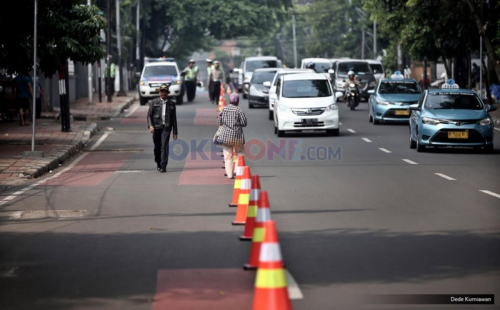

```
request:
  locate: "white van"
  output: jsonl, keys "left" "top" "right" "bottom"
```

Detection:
{"left": 366, "top": 59, "right": 385, "bottom": 82}
{"left": 242, "top": 56, "right": 281, "bottom": 99}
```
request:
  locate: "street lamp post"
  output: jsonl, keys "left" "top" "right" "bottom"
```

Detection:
{"left": 106, "top": 0, "right": 112, "bottom": 102}
{"left": 116, "top": 0, "right": 126, "bottom": 96}
{"left": 32, "top": 0, "right": 37, "bottom": 152}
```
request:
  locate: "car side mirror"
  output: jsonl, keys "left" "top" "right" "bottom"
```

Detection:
{"left": 328, "top": 69, "right": 334, "bottom": 74}
{"left": 0, "top": 86, "right": 3, "bottom": 92}
{"left": 263, "top": 81, "right": 271, "bottom": 88}
{"left": 373, "top": 69, "right": 378, "bottom": 74}
{"left": 409, "top": 104, "right": 420, "bottom": 111}
{"left": 368, "top": 90, "right": 375, "bottom": 94}
{"left": 335, "top": 91, "right": 343, "bottom": 98}
{"left": 487, "top": 104, "right": 497, "bottom": 112}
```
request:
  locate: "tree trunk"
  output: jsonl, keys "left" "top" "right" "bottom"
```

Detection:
{"left": 465, "top": 0, "right": 500, "bottom": 83}
{"left": 443, "top": 58, "right": 451, "bottom": 80}
{"left": 481, "top": 57, "right": 493, "bottom": 105}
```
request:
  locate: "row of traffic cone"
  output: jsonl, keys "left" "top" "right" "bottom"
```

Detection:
{"left": 228, "top": 154, "right": 292, "bottom": 309}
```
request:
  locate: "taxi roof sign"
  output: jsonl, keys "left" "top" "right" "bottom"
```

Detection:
{"left": 390, "top": 71, "right": 404, "bottom": 79}
{"left": 442, "top": 79, "right": 459, "bottom": 89}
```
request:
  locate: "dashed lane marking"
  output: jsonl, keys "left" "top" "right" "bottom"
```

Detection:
{"left": 113, "top": 170, "right": 144, "bottom": 174}
{"left": 347, "top": 129, "right": 356, "bottom": 133}
{"left": 379, "top": 148, "right": 392, "bottom": 153}
{"left": 285, "top": 270, "right": 304, "bottom": 300}
{"left": 402, "top": 159, "right": 418, "bottom": 165}
{"left": 362, "top": 138, "right": 372, "bottom": 143}
{"left": 435, "top": 173, "right": 456, "bottom": 181}
{"left": 479, "top": 190, "right": 500, "bottom": 199}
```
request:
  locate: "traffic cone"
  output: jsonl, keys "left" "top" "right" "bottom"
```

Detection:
{"left": 240, "top": 175, "right": 261, "bottom": 241}
{"left": 252, "top": 220, "right": 291, "bottom": 310}
{"left": 229, "top": 155, "right": 245, "bottom": 207}
{"left": 244, "top": 190, "right": 272, "bottom": 270}
{"left": 232, "top": 166, "right": 251, "bottom": 226}
{"left": 218, "top": 84, "right": 227, "bottom": 113}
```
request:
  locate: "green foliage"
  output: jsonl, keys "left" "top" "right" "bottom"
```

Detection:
{"left": 0, "top": 0, "right": 106, "bottom": 76}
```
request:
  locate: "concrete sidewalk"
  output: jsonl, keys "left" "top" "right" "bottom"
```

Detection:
{"left": 0, "top": 92, "right": 137, "bottom": 191}
{"left": 42, "top": 91, "right": 137, "bottom": 121}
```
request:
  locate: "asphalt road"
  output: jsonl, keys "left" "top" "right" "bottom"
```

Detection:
{"left": 1, "top": 90, "right": 499, "bottom": 310}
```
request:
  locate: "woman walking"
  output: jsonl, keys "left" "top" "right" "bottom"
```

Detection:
{"left": 217, "top": 93, "right": 247, "bottom": 179}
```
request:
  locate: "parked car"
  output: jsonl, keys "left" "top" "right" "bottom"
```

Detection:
{"left": 138, "top": 58, "right": 183, "bottom": 105}
{"left": 368, "top": 76, "right": 422, "bottom": 124}
{"left": 331, "top": 59, "right": 377, "bottom": 102}
{"left": 265, "top": 68, "right": 314, "bottom": 120}
{"left": 248, "top": 68, "right": 279, "bottom": 108}
{"left": 242, "top": 56, "right": 281, "bottom": 99}
{"left": 274, "top": 73, "right": 339, "bottom": 137}
{"left": 409, "top": 80, "right": 496, "bottom": 152}
{"left": 366, "top": 59, "right": 385, "bottom": 82}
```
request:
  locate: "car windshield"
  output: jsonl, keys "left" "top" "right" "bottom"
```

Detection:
{"left": 143, "top": 66, "right": 177, "bottom": 77}
{"left": 425, "top": 93, "right": 484, "bottom": 110}
{"left": 338, "top": 62, "right": 371, "bottom": 75}
{"left": 251, "top": 71, "right": 277, "bottom": 84}
{"left": 246, "top": 60, "right": 278, "bottom": 72}
{"left": 370, "top": 64, "right": 384, "bottom": 74}
{"left": 378, "top": 81, "right": 420, "bottom": 94}
{"left": 283, "top": 80, "right": 332, "bottom": 98}
{"left": 312, "top": 62, "right": 331, "bottom": 73}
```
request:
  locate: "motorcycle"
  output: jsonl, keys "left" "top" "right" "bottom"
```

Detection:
{"left": 345, "top": 83, "right": 360, "bottom": 110}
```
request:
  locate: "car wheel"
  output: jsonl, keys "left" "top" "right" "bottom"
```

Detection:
{"left": 373, "top": 118, "right": 379, "bottom": 125}
{"left": 139, "top": 96, "right": 148, "bottom": 106}
{"left": 176, "top": 95, "right": 183, "bottom": 105}
{"left": 243, "top": 93, "right": 248, "bottom": 99}
{"left": 269, "top": 110, "right": 274, "bottom": 120}
{"left": 274, "top": 125, "right": 277, "bottom": 134}
{"left": 484, "top": 144, "right": 494, "bottom": 153}
{"left": 277, "top": 129, "right": 285, "bottom": 137}
{"left": 416, "top": 135, "right": 425, "bottom": 152}
{"left": 249, "top": 103, "right": 254, "bottom": 109}
{"left": 409, "top": 131, "right": 416, "bottom": 149}
{"left": 327, "top": 129, "right": 339, "bottom": 136}
{"left": 369, "top": 113, "right": 373, "bottom": 123}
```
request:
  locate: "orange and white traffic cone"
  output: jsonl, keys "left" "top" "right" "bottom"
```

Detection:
{"left": 229, "top": 155, "right": 245, "bottom": 208}
{"left": 240, "top": 175, "right": 261, "bottom": 241}
{"left": 252, "top": 220, "right": 292, "bottom": 310}
{"left": 218, "top": 84, "right": 227, "bottom": 113}
{"left": 232, "top": 166, "right": 251, "bottom": 226}
{"left": 244, "top": 190, "right": 272, "bottom": 270}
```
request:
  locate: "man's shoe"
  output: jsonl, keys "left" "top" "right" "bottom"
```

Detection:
{"left": 160, "top": 168, "right": 166, "bottom": 173}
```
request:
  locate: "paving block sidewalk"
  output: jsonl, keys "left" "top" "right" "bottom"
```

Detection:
{"left": 0, "top": 119, "right": 99, "bottom": 190}
{"left": 41, "top": 91, "right": 137, "bottom": 121}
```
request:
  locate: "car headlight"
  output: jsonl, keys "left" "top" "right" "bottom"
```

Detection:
{"left": 422, "top": 117, "right": 441, "bottom": 125}
{"left": 249, "top": 85, "right": 261, "bottom": 96}
{"left": 278, "top": 104, "right": 291, "bottom": 113}
{"left": 369, "top": 81, "right": 376, "bottom": 87}
{"left": 176, "top": 80, "right": 181, "bottom": 84}
{"left": 326, "top": 103, "right": 338, "bottom": 111}
{"left": 376, "top": 99, "right": 389, "bottom": 106}
{"left": 477, "top": 118, "right": 491, "bottom": 126}
{"left": 140, "top": 81, "right": 145, "bottom": 85}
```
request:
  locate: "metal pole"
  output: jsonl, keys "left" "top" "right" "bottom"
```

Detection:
{"left": 32, "top": 0, "right": 37, "bottom": 152}
{"left": 292, "top": 14, "right": 297, "bottom": 68}
{"left": 88, "top": 0, "right": 93, "bottom": 105}
{"left": 361, "top": 29, "right": 365, "bottom": 59}
{"left": 106, "top": 0, "right": 112, "bottom": 102}
{"left": 136, "top": 0, "right": 140, "bottom": 64}
{"left": 373, "top": 20, "right": 377, "bottom": 59}
{"left": 116, "top": 0, "right": 126, "bottom": 96}
{"left": 479, "top": 37, "right": 483, "bottom": 97}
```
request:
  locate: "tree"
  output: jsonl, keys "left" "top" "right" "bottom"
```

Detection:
{"left": 0, "top": 0, "right": 106, "bottom": 76}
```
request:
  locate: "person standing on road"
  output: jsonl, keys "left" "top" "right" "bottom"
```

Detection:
{"left": 147, "top": 84, "right": 178, "bottom": 173}
{"left": 13, "top": 71, "right": 33, "bottom": 126}
{"left": 183, "top": 59, "right": 199, "bottom": 102}
{"left": 206, "top": 59, "right": 214, "bottom": 103}
{"left": 218, "top": 93, "right": 247, "bottom": 179}
{"left": 209, "top": 60, "right": 225, "bottom": 106}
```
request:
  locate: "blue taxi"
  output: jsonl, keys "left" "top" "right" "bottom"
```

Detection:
{"left": 368, "top": 72, "right": 422, "bottom": 124}
{"left": 409, "top": 80, "right": 496, "bottom": 152}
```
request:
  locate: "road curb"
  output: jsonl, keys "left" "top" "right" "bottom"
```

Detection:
{"left": 22, "top": 123, "right": 99, "bottom": 179}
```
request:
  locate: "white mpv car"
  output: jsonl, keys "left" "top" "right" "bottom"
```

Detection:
{"left": 274, "top": 73, "right": 339, "bottom": 137}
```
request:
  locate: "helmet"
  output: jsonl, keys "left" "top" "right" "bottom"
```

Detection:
{"left": 305, "top": 62, "right": 315, "bottom": 70}
{"left": 348, "top": 70, "right": 355, "bottom": 78}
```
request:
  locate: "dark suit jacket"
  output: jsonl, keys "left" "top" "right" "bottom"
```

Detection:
{"left": 147, "top": 97, "right": 178, "bottom": 135}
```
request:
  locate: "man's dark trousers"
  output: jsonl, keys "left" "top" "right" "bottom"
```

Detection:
{"left": 153, "top": 126, "right": 171, "bottom": 169}
{"left": 212, "top": 81, "right": 221, "bottom": 105}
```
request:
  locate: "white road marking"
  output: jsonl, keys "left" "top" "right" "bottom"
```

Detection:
{"left": 12, "top": 191, "right": 26, "bottom": 196}
{"left": 347, "top": 129, "right": 356, "bottom": 133}
{"left": 435, "top": 173, "right": 456, "bottom": 181}
{"left": 1, "top": 132, "right": 110, "bottom": 205}
{"left": 124, "top": 103, "right": 140, "bottom": 118}
{"left": 113, "top": 170, "right": 144, "bottom": 174}
{"left": 285, "top": 270, "right": 304, "bottom": 300}
{"left": 379, "top": 148, "right": 392, "bottom": 153}
{"left": 339, "top": 122, "right": 343, "bottom": 125}
{"left": 402, "top": 159, "right": 418, "bottom": 165}
{"left": 362, "top": 138, "right": 372, "bottom": 143}
{"left": 494, "top": 128, "right": 500, "bottom": 132}
{"left": 479, "top": 190, "right": 500, "bottom": 199}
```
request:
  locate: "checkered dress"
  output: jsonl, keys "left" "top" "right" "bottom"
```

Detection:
{"left": 217, "top": 105, "right": 247, "bottom": 146}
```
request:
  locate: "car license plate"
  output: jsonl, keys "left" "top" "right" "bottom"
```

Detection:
{"left": 302, "top": 119, "right": 318, "bottom": 124}
{"left": 395, "top": 109, "right": 410, "bottom": 115}
{"left": 448, "top": 131, "right": 468, "bottom": 139}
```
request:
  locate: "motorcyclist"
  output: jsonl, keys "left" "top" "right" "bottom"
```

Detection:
{"left": 343, "top": 70, "right": 360, "bottom": 100}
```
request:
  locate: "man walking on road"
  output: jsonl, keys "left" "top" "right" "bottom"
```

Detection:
{"left": 206, "top": 58, "right": 214, "bottom": 103}
{"left": 183, "top": 59, "right": 199, "bottom": 102}
{"left": 147, "top": 84, "right": 178, "bottom": 173}
{"left": 209, "top": 60, "right": 224, "bottom": 106}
